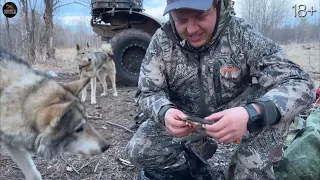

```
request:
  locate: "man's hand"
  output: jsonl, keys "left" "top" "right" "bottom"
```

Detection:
{"left": 164, "top": 108, "right": 196, "bottom": 137}
{"left": 203, "top": 107, "right": 249, "bottom": 143}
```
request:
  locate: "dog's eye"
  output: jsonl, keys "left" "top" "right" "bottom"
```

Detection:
{"left": 82, "top": 52, "right": 85, "bottom": 55}
{"left": 75, "top": 126, "right": 84, "bottom": 133}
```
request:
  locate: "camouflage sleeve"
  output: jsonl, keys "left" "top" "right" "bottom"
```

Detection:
{"left": 241, "top": 22, "right": 316, "bottom": 121}
{"left": 136, "top": 29, "right": 174, "bottom": 123}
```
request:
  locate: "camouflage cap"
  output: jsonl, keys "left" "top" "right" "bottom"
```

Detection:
{"left": 163, "top": 0, "right": 214, "bottom": 15}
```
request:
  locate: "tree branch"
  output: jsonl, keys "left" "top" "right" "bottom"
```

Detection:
{"left": 53, "top": 0, "right": 60, "bottom": 7}
{"left": 53, "top": 2, "right": 74, "bottom": 11}
{"left": 60, "top": 155, "right": 81, "bottom": 175}
{"left": 53, "top": 0, "right": 90, "bottom": 11}
{"left": 105, "top": 120, "right": 135, "bottom": 133}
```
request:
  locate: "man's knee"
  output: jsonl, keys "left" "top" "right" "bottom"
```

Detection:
{"left": 125, "top": 136, "right": 147, "bottom": 168}
{"left": 126, "top": 135, "right": 180, "bottom": 168}
{"left": 226, "top": 148, "right": 277, "bottom": 180}
{"left": 125, "top": 119, "right": 180, "bottom": 168}
{"left": 226, "top": 123, "right": 289, "bottom": 180}
{"left": 229, "top": 161, "right": 276, "bottom": 180}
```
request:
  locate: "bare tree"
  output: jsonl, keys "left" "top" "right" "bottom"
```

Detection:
{"left": 29, "top": 2, "right": 37, "bottom": 63}
{"left": 44, "top": 0, "right": 55, "bottom": 60}
{"left": 238, "top": 0, "right": 290, "bottom": 37}
{"left": 19, "top": 1, "right": 28, "bottom": 58}
{"left": 4, "top": 0, "right": 13, "bottom": 51}
{"left": 43, "top": 0, "right": 90, "bottom": 60}
{"left": 19, "top": 0, "right": 37, "bottom": 64}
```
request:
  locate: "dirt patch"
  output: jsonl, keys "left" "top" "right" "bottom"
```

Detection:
{"left": 0, "top": 72, "right": 236, "bottom": 180}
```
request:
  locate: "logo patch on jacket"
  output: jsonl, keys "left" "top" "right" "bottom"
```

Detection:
{"left": 220, "top": 67, "right": 241, "bottom": 79}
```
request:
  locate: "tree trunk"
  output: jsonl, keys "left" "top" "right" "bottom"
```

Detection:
{"left": 19, "top": 0, "right": 27, "bottom": 58}
{"left": 5, "top": 17, "right": 12, "bottom": 51}
{"left": 4, "top": 0, "right": 12, "bottom": 51}
{"left": 44, "top": 0, "right": 55, "bottom": 60}
{"left": 30, "top": 8, "right": 36, "bottom": 62}
{"left": 19, "top": 0, "right": 36, "bottom": 64}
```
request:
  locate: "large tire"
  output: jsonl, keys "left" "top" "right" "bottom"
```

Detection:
{"left": 110, "top": 28, "right": 152, "bottom": 86}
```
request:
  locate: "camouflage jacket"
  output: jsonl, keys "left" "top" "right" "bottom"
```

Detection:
{"left": 137, "top": 16, "right": 316, "bottom": 124}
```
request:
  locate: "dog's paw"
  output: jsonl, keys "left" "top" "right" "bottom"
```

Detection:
{"left": 101, "top": 93, "right": 107, "bottom": 96}
{"left": 113, "top": 92, "right": 118, "bottom": 97}
{"left": 81, "top": 98, "right": 86, "bottom": 102}
{"left": 91, "top": 100, "right": 97, "bottom": 104}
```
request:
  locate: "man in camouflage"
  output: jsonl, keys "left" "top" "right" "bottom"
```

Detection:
{"left": 126, "top": 0, "right": 316, "bottom": 179}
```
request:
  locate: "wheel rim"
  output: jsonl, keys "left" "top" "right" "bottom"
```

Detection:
{"left": 121, "top": 43, "right": 146, "bottom": 75}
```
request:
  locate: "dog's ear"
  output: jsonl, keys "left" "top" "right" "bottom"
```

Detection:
{"left": 63, "top": 77, "right": 90, "bottom": 96}
{"left": 87, "top": 42, "right": 90, "bottom": 48}
{"left": 76, "top": 44, "right": 80, "bottom": 50}
{"left": 37, "top": 102, "right": 72, "bottom": 128}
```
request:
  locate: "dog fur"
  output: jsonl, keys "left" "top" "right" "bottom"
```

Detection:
{"left": 0, "top": 46, "right": 110, "bottom": 180}
{"left": 75, "top": 43, "right": 118, "bottom": 104}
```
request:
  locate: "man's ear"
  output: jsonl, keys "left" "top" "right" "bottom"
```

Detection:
{"left": 37, "top": 102, "right": 72, "bottom": 128}
{"left": 63, "top": 77, "right": 90, "bottom": 96}
{"left": 76, "top": 44, "right": 80, "bottom": 50}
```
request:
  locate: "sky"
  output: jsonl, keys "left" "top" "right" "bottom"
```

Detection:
{"left": 1, "top": 0, "right": 319, "bottom": 30}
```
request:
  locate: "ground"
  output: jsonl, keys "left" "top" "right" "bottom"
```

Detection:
{"left": 0, "top": 42, "right": 319, "bottom": 180}
{"left": 0, "top": 72, "right": 235, "bottom": 180}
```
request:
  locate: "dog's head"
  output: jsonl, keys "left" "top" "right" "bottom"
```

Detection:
{"left": 75, "top": 43, "right": 93, "bottom": 67}
{"left": 35, "top": 78, "right": 110, "bottom": 159}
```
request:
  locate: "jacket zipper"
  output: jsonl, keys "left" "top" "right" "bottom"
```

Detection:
{"left": 213, "top": 60, "right": 222, "bottom": 106}
{"left": 197, "top": 52, "right": 208, "bottom": 118}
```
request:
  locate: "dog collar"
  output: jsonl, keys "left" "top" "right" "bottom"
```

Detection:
{"left": 78, "top": 63, "right": 91, "bottom": 72}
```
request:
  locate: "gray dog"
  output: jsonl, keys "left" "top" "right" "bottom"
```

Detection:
{"left": 75, "top": 43, "right": 118, "bottom": 104}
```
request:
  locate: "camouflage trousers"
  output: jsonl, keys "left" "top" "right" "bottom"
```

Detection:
{"left": 126, "top": 117, "right": 292, "bottom": 180}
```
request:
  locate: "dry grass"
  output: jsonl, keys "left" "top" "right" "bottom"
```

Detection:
{"left": 32, "top": 48, "right": 78, "bottom": 73}
{"left": 281, "top": 42, "right": 320, "bottom": 88}
{"left": 32, "top": 47, "right": 104, "bottom": 74}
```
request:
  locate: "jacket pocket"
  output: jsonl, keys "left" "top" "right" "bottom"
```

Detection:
{"left": 218, "top": 66, "right": 244, "bottom": 105}
{"left": 219, "top": 67, "right": 242, "bottom": 88}
{"left": 207, "top": 63, "right": 244, "bottom": 107}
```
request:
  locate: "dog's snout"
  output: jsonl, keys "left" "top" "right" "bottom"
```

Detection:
{"left": 88, "top": 59, "right": 91, "bottom": 62}
{"left": 101, "top": 144, "right": 110, "bottom": 152}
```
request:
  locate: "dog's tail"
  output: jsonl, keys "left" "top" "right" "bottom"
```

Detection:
{"left": 101, "top": 43, "right": 113, "bottom": 56}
